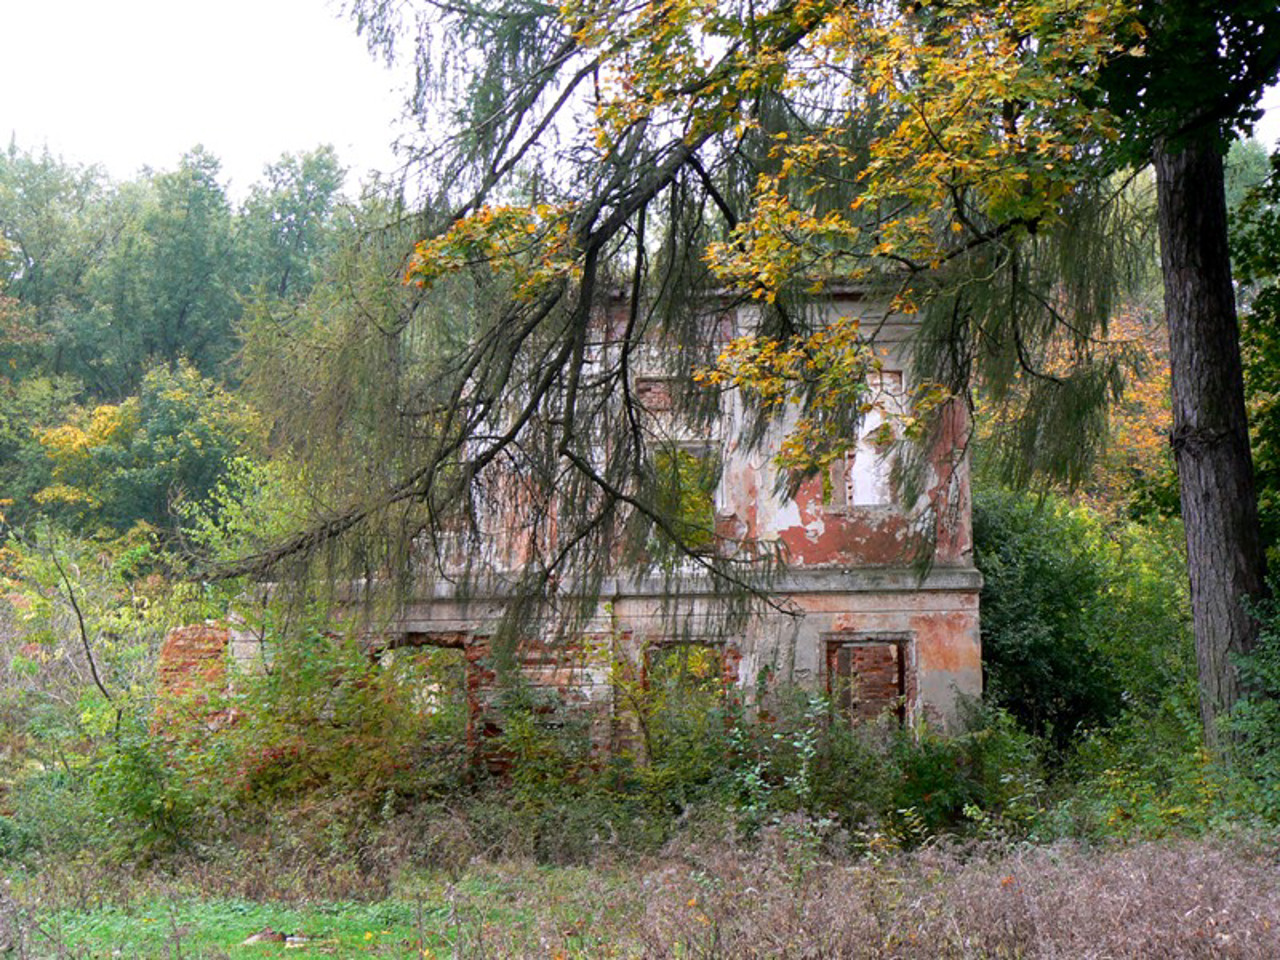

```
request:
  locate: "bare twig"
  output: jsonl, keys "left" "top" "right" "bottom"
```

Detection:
{"left": 49, "top": 549, "right": 113, "bottom": 705}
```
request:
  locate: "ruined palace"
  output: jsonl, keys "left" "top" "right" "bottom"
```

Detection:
{"left": 375, "top": 291, "right": 982, "bottom": 742}
{"left": 173, "top": 292, "right": 982, "bottom": 747}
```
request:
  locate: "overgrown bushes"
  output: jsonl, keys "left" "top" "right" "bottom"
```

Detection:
{"left": 0, "top": 634, "right": 1048, "bottom": 867}
{"left": 973, "top": 488, "right": 1195, "bottom": 755}
{"left": 7, "top": 485, "right": 1280, "bottom": 878}
{"left": 971, "top": 487, "right": 1246, "bottom": 838}
{"left": 1226, "top": 595, "right": 1280, "bottom": 818}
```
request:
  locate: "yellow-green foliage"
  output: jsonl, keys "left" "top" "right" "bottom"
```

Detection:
{"left": 177, "top": 455, "right": 314, "bottom": 565}
{"left": 0, "top": 527, "right": 224, "bottom": 856}
{"left": 184, "top": 612, "right": 470, "bottom": 816}
{"left": 652, "top": 448, "right": 718, "bottom": 553}
{"left": 34, "top": 361, "right": 262, "bottom": 533}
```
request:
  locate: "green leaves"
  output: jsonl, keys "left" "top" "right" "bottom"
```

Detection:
{"left": 35, "top": 361, "right": 262, "bottom": 535}
{"left": 239, "top": 146, "right": 346, "bottom": 302}
{"left": 973, "top": 488, "right": 1194, "bottom": 756}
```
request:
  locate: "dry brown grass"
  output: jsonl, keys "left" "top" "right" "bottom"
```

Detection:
{"left": 13, "top": 826, "right": 1280, "bottom": 958}
{"left": 616, "top": 829, "right": 1280, "bottom": 958}
{"left": 367, "top": 826, "right": 1280, "bottom": 958}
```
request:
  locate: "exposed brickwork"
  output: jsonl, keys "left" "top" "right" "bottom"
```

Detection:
{"left": 827, "top": 635, "right": 911, "bottom": 724}
{"left": 157, "top": 624, "right": 229, "bottom": 696}
{"left": 461, "top": 633, "right": 616, "bottom": 767}
{"left": 153, "top": 624, "right": 235, "bottom": 731}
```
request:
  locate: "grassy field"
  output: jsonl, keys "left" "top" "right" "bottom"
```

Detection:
{"left": 13, "top": 860, "right": 637, "bottom": 959}
{"left": 32, "top": 899, "right": 439, "bottom": 959}
{"left": 8, "top": 829, "right": 1280, "bottom": 958}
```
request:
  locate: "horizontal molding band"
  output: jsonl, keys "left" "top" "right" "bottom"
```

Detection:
{"left": 396, "top": 564, "right": 982, "bottom": 605}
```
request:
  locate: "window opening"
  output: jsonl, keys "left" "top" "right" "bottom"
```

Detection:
{"left": 653, "top": 444, "right": 719, "bottom": 553}
{"left": 845, "top": 369, "right": 905, "bottom": 508}
{"left": 825, "top": 633, "right": 911, "bottom": 724}
{"left": 641, "top": 641, "right": 727, "bottom": 761}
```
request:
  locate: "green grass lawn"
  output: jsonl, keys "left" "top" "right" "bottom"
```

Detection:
{"left": 36, "top": 898, "right": 443, "bottom": 958}
{"left": 19, "top": 865, "right": 634, "bottom": 958}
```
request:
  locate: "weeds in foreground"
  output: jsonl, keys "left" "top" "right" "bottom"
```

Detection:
{"left": 8, "top": 830, "right": 1280, "bottom": 958}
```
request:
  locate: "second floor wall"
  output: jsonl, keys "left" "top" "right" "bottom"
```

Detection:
{"left": 429, "top": 291, "right": 974, "bottom": 582}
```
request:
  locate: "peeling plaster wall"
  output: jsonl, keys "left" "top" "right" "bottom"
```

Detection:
{"left": 389, "top": 564, "right": 981, "bottom": 748}
{"left": 191, "top": 295, "right": 983, "bottom": 747}
{"left": 713, "top": 306, "right": 973, "bottom": 571}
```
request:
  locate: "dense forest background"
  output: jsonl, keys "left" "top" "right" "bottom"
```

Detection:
{"left": 5, "top": 2, "right": 1280, "bottom": 949}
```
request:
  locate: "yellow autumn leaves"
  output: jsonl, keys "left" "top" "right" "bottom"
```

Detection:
{"left": 709, "top": 0, "right": 1134, "bottom": 296}
{"left": 408, "top": 0, "right": 1135, "bottom": 302}
{"left": 405, "top": 203, "right": 579, "bottom": 300}
{"left": 401, "top": 0, "right": 1138, "bottom": 472}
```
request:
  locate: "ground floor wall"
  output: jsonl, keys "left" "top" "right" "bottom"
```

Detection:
{"left": 383, "top": 566, "right": 982, "bottom": 752}
{"left": 160, "top": 567, "right": 981, "bottom": 755}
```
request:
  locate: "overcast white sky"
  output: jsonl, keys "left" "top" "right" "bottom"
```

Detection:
{"left": 1258, "top": 87, "right": 1280, "bottom": 149}
{"left": 1, "top": 0, "right": 410, "bottom": 199}
{"left": 4, "top": 2, "right": 1280, "bottom": 203}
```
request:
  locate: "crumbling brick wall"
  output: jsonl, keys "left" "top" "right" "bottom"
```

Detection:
{"left": 156, "top": 624, "right": 229, "bottom": 697}
{"left": 153, "top": 623, "right": 234, "bottom": 730}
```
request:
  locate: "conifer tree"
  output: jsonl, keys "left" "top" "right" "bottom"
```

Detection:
{"left": 236, "top": 0, "right": 1279, "bottom": 743}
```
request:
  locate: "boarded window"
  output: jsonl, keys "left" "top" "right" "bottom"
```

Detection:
{"left": 635, "top": 376, "right": 675, "bottom": 412}
{"left": 826, "top": 634, "right": 911, "bottom": 724}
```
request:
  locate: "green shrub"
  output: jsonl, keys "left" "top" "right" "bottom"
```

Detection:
{"left": 1048, "top": 737, "right": 1232, "bottom": 840}
{"left": 973, "top": 488, "right": 1194, "bottom": 756}
{"left": 971, "top": 487, "right": 1227, "bottom": 838}
{"left": 214, "top": 623, "right": 471, "bottom": 815}
{"left": 877, "top": 704, "right": 1044, "bottom": 840}
{"left": 9, "top": 768, "right": 96, "bottom": 855}
{"left": 0, "top": 814, "right": 35, "bottom": 859}
{"left": 973, "top": 489, "right": 1123, "bottom": 751}
{"left": 1227, "top": 593, "right": 1280, "bottom": 820}
{"left": 461, "top": 670, "right": 1048, "bottom": 855}
{"left": 88, "top": 719, "right": 198, "bottom": 857}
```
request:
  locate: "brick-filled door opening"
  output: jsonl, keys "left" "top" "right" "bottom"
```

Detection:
{"left": 825, "top": 634, "right": 913, "bottom": 724}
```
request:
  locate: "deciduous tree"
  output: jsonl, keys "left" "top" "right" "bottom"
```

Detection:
{"left": 239, "top": 145, "right": 347, "bottom": 302}
{"left": 1096, "top": 0, "right": 1280, "bottom": 743}
{"left": 36, "top": 361, "right": 261, "bottom": 534}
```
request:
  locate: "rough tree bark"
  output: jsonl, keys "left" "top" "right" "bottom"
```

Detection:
{"left": 1155, "top": 130, "right": 1268, "bottom": 749}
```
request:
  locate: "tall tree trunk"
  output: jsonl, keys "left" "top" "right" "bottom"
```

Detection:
{"left": 1154, "top": 130, "right": 1267, "bottom": 751}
